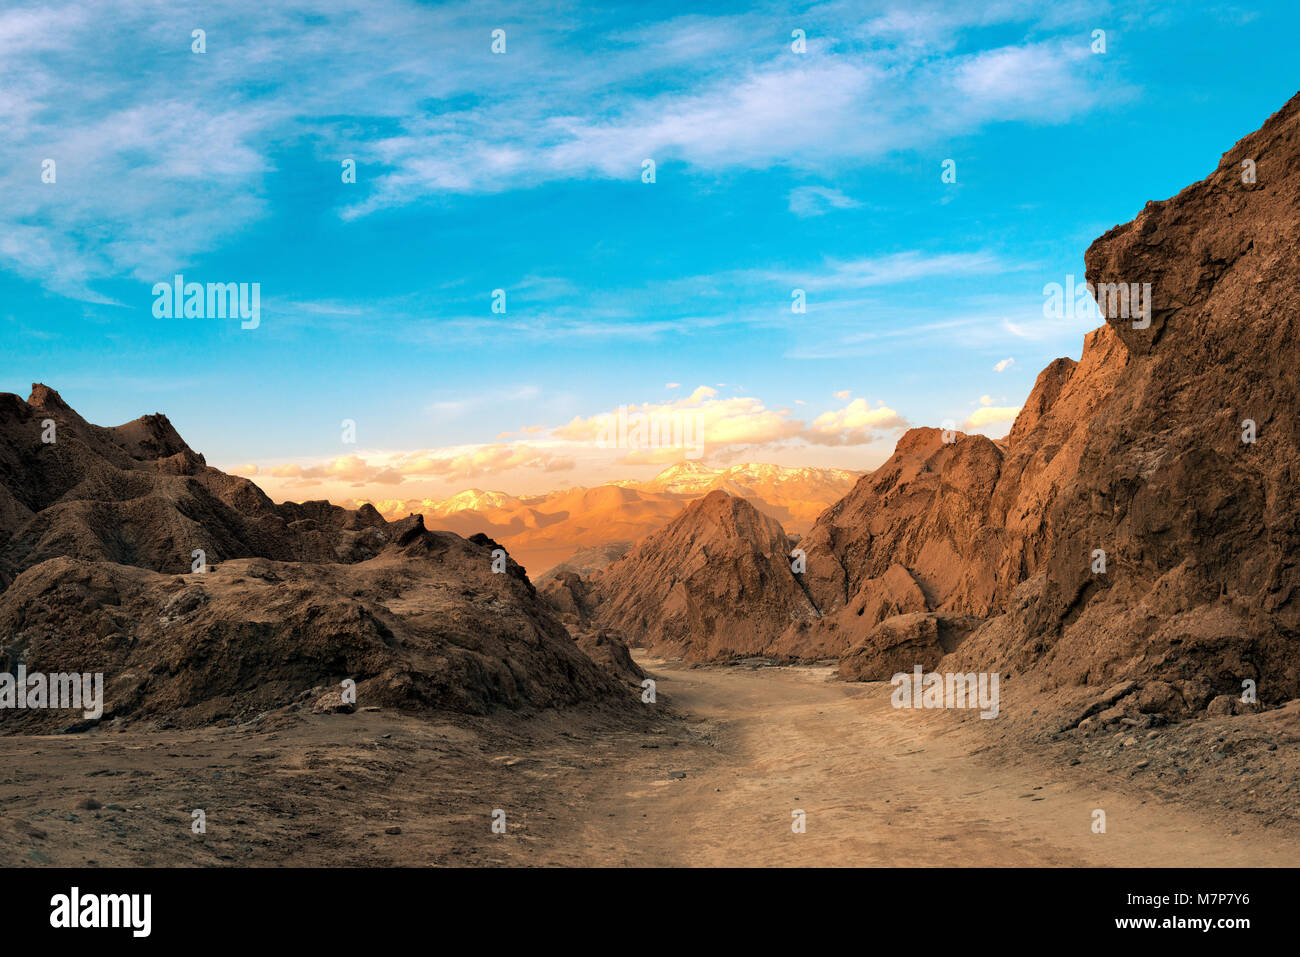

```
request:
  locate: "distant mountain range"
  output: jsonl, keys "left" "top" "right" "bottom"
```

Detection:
{"left": 361, "top": 462, "right": 861, "bottom": 575}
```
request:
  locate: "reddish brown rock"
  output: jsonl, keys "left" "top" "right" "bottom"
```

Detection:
{"left": 948, "top": 93, "right": 1300, "bottom": 712}
{"left": 0, "top": 384, "right": 393, "bottom": 590}
{"left": 590, "top": 490, "right": 818, "bottom": 661}
{"left": 837, "top": 612, "right": 984, "bottom": 682}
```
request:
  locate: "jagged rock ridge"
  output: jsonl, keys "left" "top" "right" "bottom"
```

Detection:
{"left": 0, "top": 387, "right": 624, "bottom": 730}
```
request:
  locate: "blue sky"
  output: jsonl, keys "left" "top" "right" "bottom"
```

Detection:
{"left": 1, "top": 0, "right": 1295, "bottom": 508}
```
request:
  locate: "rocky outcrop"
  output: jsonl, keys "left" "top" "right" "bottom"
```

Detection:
{"left": 949, "top": 91, "right": 1300, "bottom": 713}
{"left": 0, "top": 388, "right": 624, "bottom": 731}
{"left": 0, "top": 385, "right": 393, "bottom": 590}
{"left": 773, "top": 563, "right": 929, "bottom": 660}
{"left": 540, "top": 569, "right": 598, "bottom": 622}
{"left": 573, "top": 629, "right": 646, "bottom": 686}
{"left": 776, "top": 322, "right": 1128, "bottom": 662}
{"left": 587, "top": 491, "right": 818, "bottom": 661}
{"left": 535, "top": 542, "right": 633, "bottom": 585}
{"left": 837, "top": 612, "right": 984, "bottom": 681}
{"left": 792, "top": 427, "right": 1005, "bottom": 630}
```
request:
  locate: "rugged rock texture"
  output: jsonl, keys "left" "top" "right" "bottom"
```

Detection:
{"left": 835, "top": 93, "right": 1300, "bottom": 713}
{"left": 838, "top": 612, "right": 984, "bottom": 681}
{"left": 575, "top": 93, "right": 1300, "bottom": 715}
{"left": 573, "top": 629, "right": 646, "bottom": 686}
{"left": 0, "top": 385, "right": 391, "bottom": 590}
{"left": 587, "top": 491, "right": 818, "bottom": 661}
{"left": 0, "top": 387, "right": 622, "bottom": 731}
{"left": 537, "top": 567, "right": 644, "bottom": 685}
{"left": 950, "top": 92, "right": 1300, "bottom": 713}
{"left": 539, "top": 570, "right": 598, "bottom": 622}
{"left": 790, "top": 428, "right": 1005, "bottom": 646}
{"left": 776, "top": 562, "right": 929, "bottom": 660}
{"left": 0, "top": 526, "right": 618, "bottom": 732}
{"left": 782, "top": 324, "right": 1127, "bottom": 661}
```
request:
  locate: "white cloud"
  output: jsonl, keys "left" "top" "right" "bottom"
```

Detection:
{"left": 0, "top": 1, "right": 1119, "bottom": 300}
{"left": 994, "top": 357, "right": 1015, "bottom": 372}
{"left": 948, "top": 41, "right": 1100, "bottom": 123}
{"left": 807, "top": 398, "right": 909, "bottom": 445}
{"left": 770, "top": 251, "right": 1013, "bottom": 293}
{"left": 551, "top": 385, "right": 908, "bottom": 458}
{"left": 788, "top": 185, "right": 861, "bottom": 217}
{"left": 963, "top": 405, "right": 1021, "bottom": 431}
{"left": 266, "top": 443, "right": 576, "bottom": 489}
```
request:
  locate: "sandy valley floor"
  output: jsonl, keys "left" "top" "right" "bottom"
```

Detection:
{"left": 2, "top": 656, "right": 1297, "bottom": 867}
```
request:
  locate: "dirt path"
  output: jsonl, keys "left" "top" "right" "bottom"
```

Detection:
{"left": 2, "top": 657, "right": 1294, "bottom": 867}
{"left": 559, "top": 657, "right": 1297, "bottom": 867}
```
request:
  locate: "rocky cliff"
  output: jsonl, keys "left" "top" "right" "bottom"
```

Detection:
{"left": 568, "top": 92, "right": 1300, "bottom": 718}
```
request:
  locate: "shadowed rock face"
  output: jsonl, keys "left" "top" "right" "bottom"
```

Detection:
{"left": 563, "top": 93, "right": 1300, "bottom": 714}
{"left": 838, "top": 612, "right": 984, "bottom": 682}
{"left": 0, "top": 387, "right": 623, "bottom": 731}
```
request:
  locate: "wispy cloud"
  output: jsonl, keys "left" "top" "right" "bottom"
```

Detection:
{"left": 0, "top": 0, "right": 1121, "bottom": 302}
{"left": 787, "top": 185, "right": 862, "bottom": 217}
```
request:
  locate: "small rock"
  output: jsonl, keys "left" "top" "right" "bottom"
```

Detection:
{"left": 311, "top": 691, "right": 357, "bottom": 715}
{"left": 385, "top": 826, "right": 402, "bottom": 835}
{"left": 668, "top": 771, "right": 687, "bottom": 779}
{"left": 1206, "top": 695, "right": 1235, "bottom": 717}
{"left": 76, "top": 797, "right": 102, "bottom": 811}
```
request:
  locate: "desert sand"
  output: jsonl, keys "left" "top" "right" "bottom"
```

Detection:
{"left": 4, "top": 654, "right": 1294, "bottom": 867}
